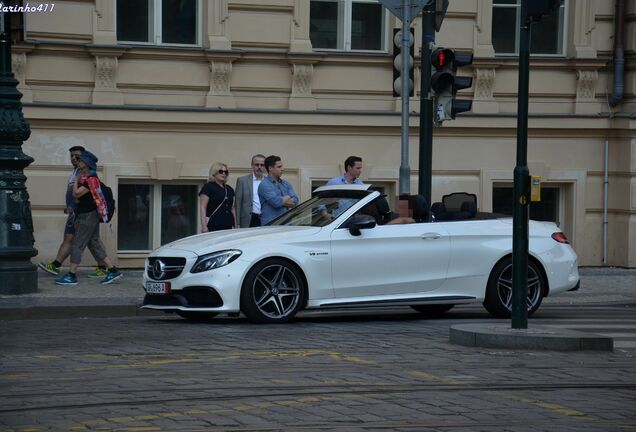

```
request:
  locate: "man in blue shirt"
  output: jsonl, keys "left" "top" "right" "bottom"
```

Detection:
{"left": 327, "top": 155, "right": 364, "bottom": 186}
{"left": 323, "top": 156, "right": 364, "bottom": 219}
{"left": 258, "top": 155, "right": 299, "bottom": 225}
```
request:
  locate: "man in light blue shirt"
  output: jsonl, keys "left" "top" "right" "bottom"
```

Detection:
{"left": 258, "top": 155, "right": 299, "bottom": 225}
{"left": 327, "top": 155, "right": 364, "bottom": 186}
{"left": 324, "top": 156, "right": 364, "bottom": 218}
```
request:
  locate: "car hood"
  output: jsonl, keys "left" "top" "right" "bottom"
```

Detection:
{"left": 151, "top": 226, "right": 323, "bottom": 256}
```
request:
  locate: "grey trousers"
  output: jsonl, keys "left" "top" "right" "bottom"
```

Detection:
{"left": 71, "top": 210, "right": 108, "bottom": 265}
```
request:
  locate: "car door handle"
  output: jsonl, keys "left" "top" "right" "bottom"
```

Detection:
{"left": 421, "top": 233, "right": 441, "bottom": 240}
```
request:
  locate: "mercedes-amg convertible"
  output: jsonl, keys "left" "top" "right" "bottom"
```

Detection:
{"left": 142, "top": 185, "right": 579, "bottom": 323}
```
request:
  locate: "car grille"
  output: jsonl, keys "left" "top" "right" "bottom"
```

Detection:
{"left": 146, "top": 257, "right": 186, "bottom": 281}
{"left": 144, "top": 286, "right": 224, "bottom": 308}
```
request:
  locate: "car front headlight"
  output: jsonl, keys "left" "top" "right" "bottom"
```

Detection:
{"left": 190, "top": 250, "right": 242, "bottom": 273}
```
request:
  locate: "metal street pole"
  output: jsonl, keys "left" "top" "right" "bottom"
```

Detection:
{"left": 0, "top": 9, "right": 38, "bottom": 294}
{"left": 398, "top": 0, "right": 411, "bottom": 196}
{"left": 418, "top": 3, "right": 435, "bottom": 204}
{"left": 511, "top": 0, "right": 531, "bottom": 328}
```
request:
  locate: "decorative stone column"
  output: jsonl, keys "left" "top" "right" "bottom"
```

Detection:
{"left": 11, "top": 45, "right": 34, "bottom": 103}
{"left": 89, "top": 48, "right": 125, "bottom": 105}
{"left": 290, "top": 0, "right": 313, "bottom": 52}
{"left": 207, "top": 0, "right": 231, "bottom": 50}
{"left": 288, "top": 55, "right": 320, "bottom": 111}
{"left": 473, "top": 0, "right": 496, "bottom": 58}
{"left": 570, "top": 0, "right": 597, "bottom": 58}
{"left": 205, "top": 52, "right": 241, "bottom": 109}
{"left": 93, "top": 0, "right": 117, "bottom": 45}
{"left": 472, "top": 66, "right": 499, "bottom": 113}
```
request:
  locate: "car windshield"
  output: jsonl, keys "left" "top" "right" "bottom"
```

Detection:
{"left": 269, "top": 195, "right": 365, "bottom": 227}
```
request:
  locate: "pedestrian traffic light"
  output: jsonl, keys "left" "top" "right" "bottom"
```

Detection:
{"left": 430, "top": 47, "right": 473, "bottom": 124}
{"left": 392, "top": 28, "right": 415, "bottom": 97}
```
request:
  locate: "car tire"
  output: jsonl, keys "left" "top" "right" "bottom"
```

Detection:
{"left": 176, "top": 311, "right": 219, "bottom": 321}
{"left": 410, "top": 304, "right": 454, "bottom": 315}
{"left": 241, "top": 258, "right": 306, "bottom": 323}
{"left": 483, "top": 257, "right": 545, "bottom": 318}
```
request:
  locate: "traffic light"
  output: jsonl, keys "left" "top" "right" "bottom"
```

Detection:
{"left": 392, "top": 28, "right": 415, "bottom": 97}
{"left": 430, "top": 47, "right": 473, "bottom": 124}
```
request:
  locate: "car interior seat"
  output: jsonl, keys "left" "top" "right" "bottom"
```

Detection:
{"left": 411, "top": 195, "right": 431, "bottom": 222}
{"left": 375, "top": 196, "right": 396, "bottom": 225}
{"left": 431, "top": 202, "right": 449, "bottom": 221}
{"left": 458, "top": 201, "right": 477, "bottom": 219}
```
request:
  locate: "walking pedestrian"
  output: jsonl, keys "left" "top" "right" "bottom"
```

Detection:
{"left": 258, "top": 155, "right": 299, "bottom": 225}
{"left": 39, "top": 146, "right": 107, "bottom": 278}
{"left": 235, "top": 154, "right": 266, "bottom": 228}
{"left": 199, "top": 162, "right": 237, "bottom": 232}
{"left": 55, "top": 151, "right": 122, "bottom": 285}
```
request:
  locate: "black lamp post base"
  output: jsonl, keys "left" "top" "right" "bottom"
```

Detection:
{"left": 0, "top": 266, "right": 38, "bottom": 294}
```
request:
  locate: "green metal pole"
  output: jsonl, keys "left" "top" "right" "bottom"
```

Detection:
{"left": 0, "top": 11, "right": 38, "bottom": 294}
{"left": 418, "top": 4, "right": 435, "bottom": 204}
{"left": 512, "top": 0, "right": 530, "bottom": 329}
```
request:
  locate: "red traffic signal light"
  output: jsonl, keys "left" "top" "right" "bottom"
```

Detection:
{"left": 431, "top": 48, "right": 453, "bottom": 69}
{"left": 429, "top": 47, "right": 474, "bottom": 124}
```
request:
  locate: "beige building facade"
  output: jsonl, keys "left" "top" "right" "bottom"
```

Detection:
{"left": 11, "top": 0, "right": 636, "bottom": 268}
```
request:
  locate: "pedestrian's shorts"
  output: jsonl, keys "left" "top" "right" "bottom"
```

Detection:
{"left": 64, "top": 213, "right": 76, "bottom": 235}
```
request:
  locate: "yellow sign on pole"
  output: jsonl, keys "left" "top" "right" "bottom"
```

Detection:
{"left": 531, "top": 176, "right": 541, "bottom": 202}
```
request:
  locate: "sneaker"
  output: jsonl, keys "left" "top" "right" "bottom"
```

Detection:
{"left": 55, "top": 273, "right": 78, "bottom": 286}
{"left": 88, "top": 267, "right": 108, "bottom": 278}
{"left": 39, "top": 261, "right": 60, "bottom": 276}
{"left": 101, "top": 270, "right": 123, "bottom": 285}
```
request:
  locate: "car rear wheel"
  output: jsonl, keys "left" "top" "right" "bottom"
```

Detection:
{"left": 241, "top": 258, "right": 305, "bottom": 323}
{"left": 176, "top": 311, "right": 219, "bottom": 321}
{"left": 484, "top": 257, "right": 544, "bottom": 318}
{"left": 410, "top": 304, "right": 454, "bottom": 315}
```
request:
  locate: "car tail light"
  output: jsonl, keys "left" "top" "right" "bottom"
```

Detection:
{"left": 551, "top": 232, "right": 569, "bottom": 244}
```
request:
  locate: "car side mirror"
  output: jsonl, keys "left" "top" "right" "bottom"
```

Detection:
{"left": 348, "top": 214, "right": 376, "bottom": 236}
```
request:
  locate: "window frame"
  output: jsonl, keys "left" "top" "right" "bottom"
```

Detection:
{"left": 117, "top": 180, "right": 202, "bottom": 253}
{"left": 310, "top": 0, "right": 389, "bottom": 53}
{"left": 116, "top": 0, "right": 202, "bottom": 47}
{"left": 491, "top": 0, "right": 568, "bottom": 57}
{"left": 492, "top": 182, "right": 564, "bottom": 228}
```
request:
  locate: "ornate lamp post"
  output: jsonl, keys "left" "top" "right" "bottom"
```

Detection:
{"left": 0, "top": 7, "right": 38, "bottom": 294}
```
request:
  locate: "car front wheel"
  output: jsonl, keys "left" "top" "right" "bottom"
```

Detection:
{"left": 484, "top": 257, "right": 545, "bottom": 318}
{"left": 241, "top": 258, "right": 305, "bottom": 323}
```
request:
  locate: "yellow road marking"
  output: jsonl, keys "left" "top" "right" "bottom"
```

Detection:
{"left": 502, "top": 393, "right": 595, "bottom": 419}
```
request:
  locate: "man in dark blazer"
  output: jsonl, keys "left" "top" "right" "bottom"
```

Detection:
{"left": 235, "top": 154, "right": 266, "bottom": 227}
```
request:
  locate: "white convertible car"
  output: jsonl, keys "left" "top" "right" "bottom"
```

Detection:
{"left": 142, "top": 185, "right": 579, "bottom": 323}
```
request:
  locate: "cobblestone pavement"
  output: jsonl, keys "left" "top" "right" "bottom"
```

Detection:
{"left": 1, "top": 304, "right": 635, "bottom": 431}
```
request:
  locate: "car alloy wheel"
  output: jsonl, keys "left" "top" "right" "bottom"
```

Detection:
{"left": 484, "top": 257, "right": 544, "bottom": 318}
{"left": 241, "top": 258, "right": 305, "bottom": 323}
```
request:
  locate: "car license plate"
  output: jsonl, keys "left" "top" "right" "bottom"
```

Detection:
{"left": 144, "top": 281, "right": 170, "bottom": 294}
